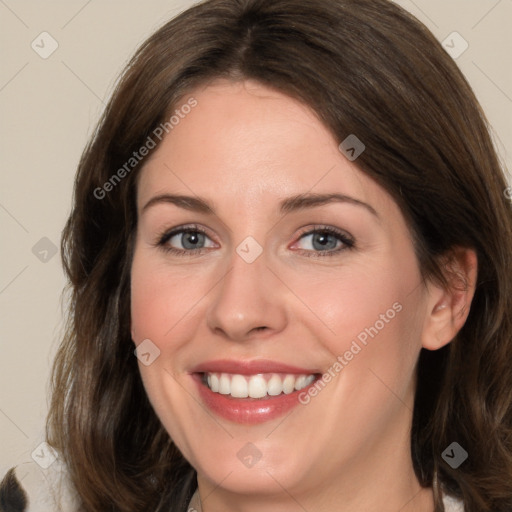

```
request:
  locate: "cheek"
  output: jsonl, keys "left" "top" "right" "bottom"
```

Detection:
{"left": 284, "top": 261, "right": 419, "bottom": 352}
{"left": 130, "top": 262, "right": 168, "bottom": 343}
{"left": 288, "top": 266, "right": 423, "bottom": 451}
{"left": 130, "top": 247, "right": 202, "bottom": 451}
{"left": 130, "top": 247, "right": 208, "bottom": 343}
{"left": 285, "top": 254, "right": 425, "bottom": 412}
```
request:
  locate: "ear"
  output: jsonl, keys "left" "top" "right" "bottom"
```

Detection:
{"left": 421, "top": 247, "right": 478, "bottom": 351}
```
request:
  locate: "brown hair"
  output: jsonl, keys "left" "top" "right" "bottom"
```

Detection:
{"left": 46, "top": 0, "right": 512, "bottom": 510}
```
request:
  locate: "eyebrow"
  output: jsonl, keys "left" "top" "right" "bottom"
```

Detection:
{"left": 142, "top": 192, "right": 378, "bottom": 218}
{"left": 142, "top": 194, "right": 214, "bottom": 214}
{"left": 280, "top": 193, "right": 378, "bottom": 217}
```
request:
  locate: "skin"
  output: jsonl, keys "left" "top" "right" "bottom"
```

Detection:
{"left": 130, "top": 79, "right": 477, "bottom": 512}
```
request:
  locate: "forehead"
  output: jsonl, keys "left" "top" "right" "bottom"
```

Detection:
{"left": 136, "top": 79, "right": 394, "bottom": 218}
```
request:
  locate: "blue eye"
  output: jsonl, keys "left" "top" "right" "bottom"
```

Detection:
{"left": 168, "top": 231, "right": 210, "bottom": 250}
{"left": 298, "top": 232, "right": 341, "bottom": 251}
{"left": 293, "top": 226, "right": 355, "bottom": 257}
{"left": 155, "top": 224, "right": 355, "bottom": 258}
{"left": 157, "top": 225, "right": 216, "bottom": 255}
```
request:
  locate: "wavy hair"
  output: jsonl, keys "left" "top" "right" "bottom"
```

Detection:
{"left": 46, "top": 0, "right": 512, "bottom": 510}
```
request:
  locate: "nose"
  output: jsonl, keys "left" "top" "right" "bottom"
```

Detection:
{"left": 206, "top": 245, "right": 288, "bottom": 342}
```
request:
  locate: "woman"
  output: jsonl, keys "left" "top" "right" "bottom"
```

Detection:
{"left": 1, "top": 0, "right": 511, "bottom": 511}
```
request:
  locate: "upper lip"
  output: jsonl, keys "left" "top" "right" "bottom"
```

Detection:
{"left": 190, "top": 359, "right": 320, "bottom": 375}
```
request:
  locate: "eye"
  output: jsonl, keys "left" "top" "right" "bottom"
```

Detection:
{"left": 156, "top": 225, "right": 217, "bottom": 255}
{"left": 292, "top": 226, "right": 355, "bottom": 257}
{"left": 154, "top": 224, "right": 354, "bottom": 258}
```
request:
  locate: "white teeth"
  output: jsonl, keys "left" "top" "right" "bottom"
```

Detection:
{"left": 248, "top": 375, "right": 267, "bottom": 398}
{"left": 210, "top": 374, "right": 219, "bottom": 392}
{"left": 219, "top": 374, "right": 231, "bottom": 395}
{"left": 267, "top": 374, "right": 283, "bottom": 396}
{"left": 231, "top": 375, "right": 248, "bottom": 398}
{"left": 294, "top": 375, "right": 307, "bottom": 390}
{"left": 282, "top": 374, "right": 296, "bottom": 394}
{"left": 204, "top": 372, "right": 315, "bottom": 398}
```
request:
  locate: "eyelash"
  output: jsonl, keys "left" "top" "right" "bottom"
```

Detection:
{"left": 294, "top": 225, "right": 355, "bottom": 258}
{"left": 154, "top": 224, "right": 355, "bottom": 258}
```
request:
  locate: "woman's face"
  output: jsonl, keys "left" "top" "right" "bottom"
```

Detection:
{"left": 131, "top": 80, "right": 433, "bottom": 506}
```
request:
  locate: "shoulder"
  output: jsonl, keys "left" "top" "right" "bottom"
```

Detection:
{"left": 0, "top": 459, "right": 80, "bottom": 512}
{"left": 442, "top": 492, "right": 465, "bottom": 512}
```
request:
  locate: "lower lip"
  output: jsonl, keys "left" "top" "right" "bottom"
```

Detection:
{"left": 192, "top": 373, "right": 318, "bottom": 425}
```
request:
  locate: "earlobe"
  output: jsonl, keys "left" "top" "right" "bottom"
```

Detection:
{"left": 421, "top": 248, "right": 478, "bottom": 351}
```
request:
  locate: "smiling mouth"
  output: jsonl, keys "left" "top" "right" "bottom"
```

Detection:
{"left": 200, "top": 372, "right": 317, "bottom": 399}
{"left": 190, "top": 359, "right": 323, "bottom": 423}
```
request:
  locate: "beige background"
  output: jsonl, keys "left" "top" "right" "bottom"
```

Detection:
{"left": 1, "top": 0, "right": 511, "bottom": 474}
